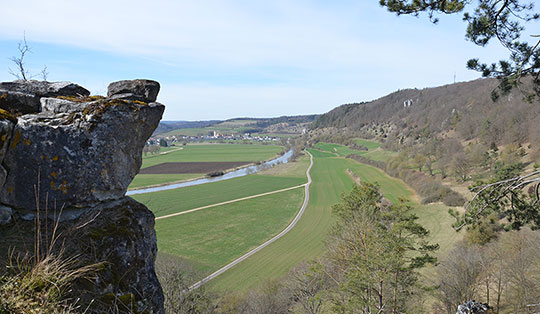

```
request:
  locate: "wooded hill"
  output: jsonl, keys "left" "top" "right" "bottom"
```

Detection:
{"left": 312, "top": 77, "right": 540, "bottom": 153}
{"left": 155, "top": 115, "right": 319, "bottom": 136}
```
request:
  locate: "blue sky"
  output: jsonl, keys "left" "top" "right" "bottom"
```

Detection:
{"left": 0, "top": 0, "right": 525, "bottom": 120}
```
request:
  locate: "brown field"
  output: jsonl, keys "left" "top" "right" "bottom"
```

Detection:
{"left": 138, "top": 161, "right": 251, "bottom": 174}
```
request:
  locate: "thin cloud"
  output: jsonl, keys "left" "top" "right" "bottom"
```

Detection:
{"left": 0, "top": 1, "right": 512, "bottom": 120}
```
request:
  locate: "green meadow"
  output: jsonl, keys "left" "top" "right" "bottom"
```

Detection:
{"left": 141, "top": 143, "right": 284, "bottom": 169}
{"left": 155, "top": 188, "right": 304, "bottom": 276}
{"left": 210, "top": 150, "right": 459, "bottom": 292}
{"left": 131, "top": 175, "right": 307, "bottom": 218}
{"left": 135, "top": 145, "right": 459, "bottom": 294}
{"left": 133, "top": 152, "right": 311, "bottom": 278}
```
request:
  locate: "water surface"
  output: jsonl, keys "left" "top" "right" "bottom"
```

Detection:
{"left": 127, "top": 149, "right": 293, "bottom": 195}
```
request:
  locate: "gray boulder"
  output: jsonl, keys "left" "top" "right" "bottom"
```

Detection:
{"left": 0, "top": 99, "right": 164, "bottom": 211}
{"left": 0, "top": 80, "right": 91, "bottom": 115}
{"left": 0, "top": 80, "right": 90, "bottom": 98}
{"left": 456, "top": 300, "right": 491, "bottom": 314}
{"left": 0, "top": 90, "right": 41, "bottom": 114}
{"left": 107, "top": 79, "right": 160, "bottom": 102}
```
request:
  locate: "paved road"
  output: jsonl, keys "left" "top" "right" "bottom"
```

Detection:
{"left": 189, "top": 151, "right": 314, "bottom": 290}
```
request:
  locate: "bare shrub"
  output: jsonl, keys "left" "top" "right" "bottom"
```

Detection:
{"left": 155, "top": 253, "right": 217, "bottom": 313}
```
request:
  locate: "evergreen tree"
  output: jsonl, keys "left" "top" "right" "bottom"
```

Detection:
{"left": 379, "top": 0, "right": 540, "bottom": 100}
{"left": 326, "top": 182, "right": 438, "bottom": 313}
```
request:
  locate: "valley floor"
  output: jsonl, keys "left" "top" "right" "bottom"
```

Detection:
{"left": 135, "top": 144, "right": 462, "bottom": 295}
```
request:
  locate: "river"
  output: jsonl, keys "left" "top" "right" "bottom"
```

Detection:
{"left": 126, "top": 149, "right": 294, "bottom": 195}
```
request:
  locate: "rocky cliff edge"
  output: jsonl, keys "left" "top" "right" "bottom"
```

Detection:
{"left": 0, "top": 79, "right": 165, "bottom": 313}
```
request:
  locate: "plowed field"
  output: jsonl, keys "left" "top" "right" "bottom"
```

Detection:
{"left": 138, "top": 161, "right": 251, "bottom": 174}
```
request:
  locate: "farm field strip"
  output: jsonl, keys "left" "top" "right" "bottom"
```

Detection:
{"left": 189, "top": 151, "right": 314, "bottom": 290}
{"left": 139, "top": 161, "right": 251, "bottom": 174}
{"left": 155, "top": 187, "right": 305, "bottom": 277}
{"left": 131, "top": 143, "right": 286, "bottom": 190}
{"left": 132, "top": 175, "right": 307, "bottom": 218}
{"left": 155, "top": 183, "right": 306, "bottom": 221}
{"left": 141, "top": 143, "right": 283, "bottom": 168}
{"left": 129, "top": 173, "right": 203, "bottom": 189}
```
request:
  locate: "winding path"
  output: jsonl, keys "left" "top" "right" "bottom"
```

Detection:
{"left": 189, "top": 151, "right": 314, "bottom": 290}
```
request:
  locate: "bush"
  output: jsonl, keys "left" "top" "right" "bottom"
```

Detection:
{"left": 155, "top": 253, "right": 217, "bottom": 313}
{"left": 421, "top": 195, "right": 441, "bottom": 205}
{"left": 442, "top": 191, "right": 466, "bottom": 207}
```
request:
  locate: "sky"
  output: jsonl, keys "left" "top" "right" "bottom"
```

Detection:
{"left": 0, "top": 0, "right": 531, "bottom": 120}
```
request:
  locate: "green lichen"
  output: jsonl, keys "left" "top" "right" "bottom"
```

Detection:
{"left": 10, "top": 130, "right": 21, "bottom": 149}
{"left": 82, "top": 98, "right": 147, "bottom": 117}
{"left": 56, "top": 95, "right": 105, "bottom": 103}
{"left": 0, "top": 108, "right": 17, "bottom": 123}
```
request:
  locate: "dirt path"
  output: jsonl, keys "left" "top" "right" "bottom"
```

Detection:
{"left": 155, "top": 183, "right": 306, "bottom": 221}
{"left": 189, "top": 150, "right": 314, "bottom": 290}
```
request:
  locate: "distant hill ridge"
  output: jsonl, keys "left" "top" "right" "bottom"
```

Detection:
{"left": 155, "top": 114, "right": 319, "bottom": 136}
{"left": 312, "top": 78, "right": 540, "bottom": 147}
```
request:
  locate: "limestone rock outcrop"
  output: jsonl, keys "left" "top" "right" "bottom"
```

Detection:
{"left": 0, "top": 79, "right": 165, "bottom": 313}
{"left": 0, "top": 80, "right": 90, "bottom": 115}
{"left": 1, "top": 98, "right": 163, "bottom": 211}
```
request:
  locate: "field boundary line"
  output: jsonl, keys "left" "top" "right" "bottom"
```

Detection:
{"left": 189, "top": 150, "right": 314, "bottom": 290}
{"left": 155, "top": 183, "right": 306, "bottom": 221}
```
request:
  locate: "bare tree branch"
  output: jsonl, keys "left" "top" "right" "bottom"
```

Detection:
{"left": 8, "top": 34, "right": 32, "bottom": 81}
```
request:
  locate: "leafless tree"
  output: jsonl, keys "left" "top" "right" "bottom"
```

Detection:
{"left": 8, "top": 34, "right": 49, "bottom": 81}
{"left": 434, "top": 242, "right": 484, "bottom": 314}
{"left": 285, "top": 261, "right": 330, "bottom": 314}
{"left": 8, "top": 35, "right": 31, "bottom": 81}
{"left": 40, "top": 65, "right": 49, "bottom": 81}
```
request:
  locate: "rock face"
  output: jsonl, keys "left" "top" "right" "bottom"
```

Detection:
{"left": 1, "top": 99, "right": 163, "bottom": 211}
{"left": 65, "top": 198, "right": 163, "bottom": 312}
{"left": 0, "top": 79, "right": 165, "bottom": 313}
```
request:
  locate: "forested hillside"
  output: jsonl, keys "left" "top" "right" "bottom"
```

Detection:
{"left": 312, "top": 77, "right": 540, "bottom": 155}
